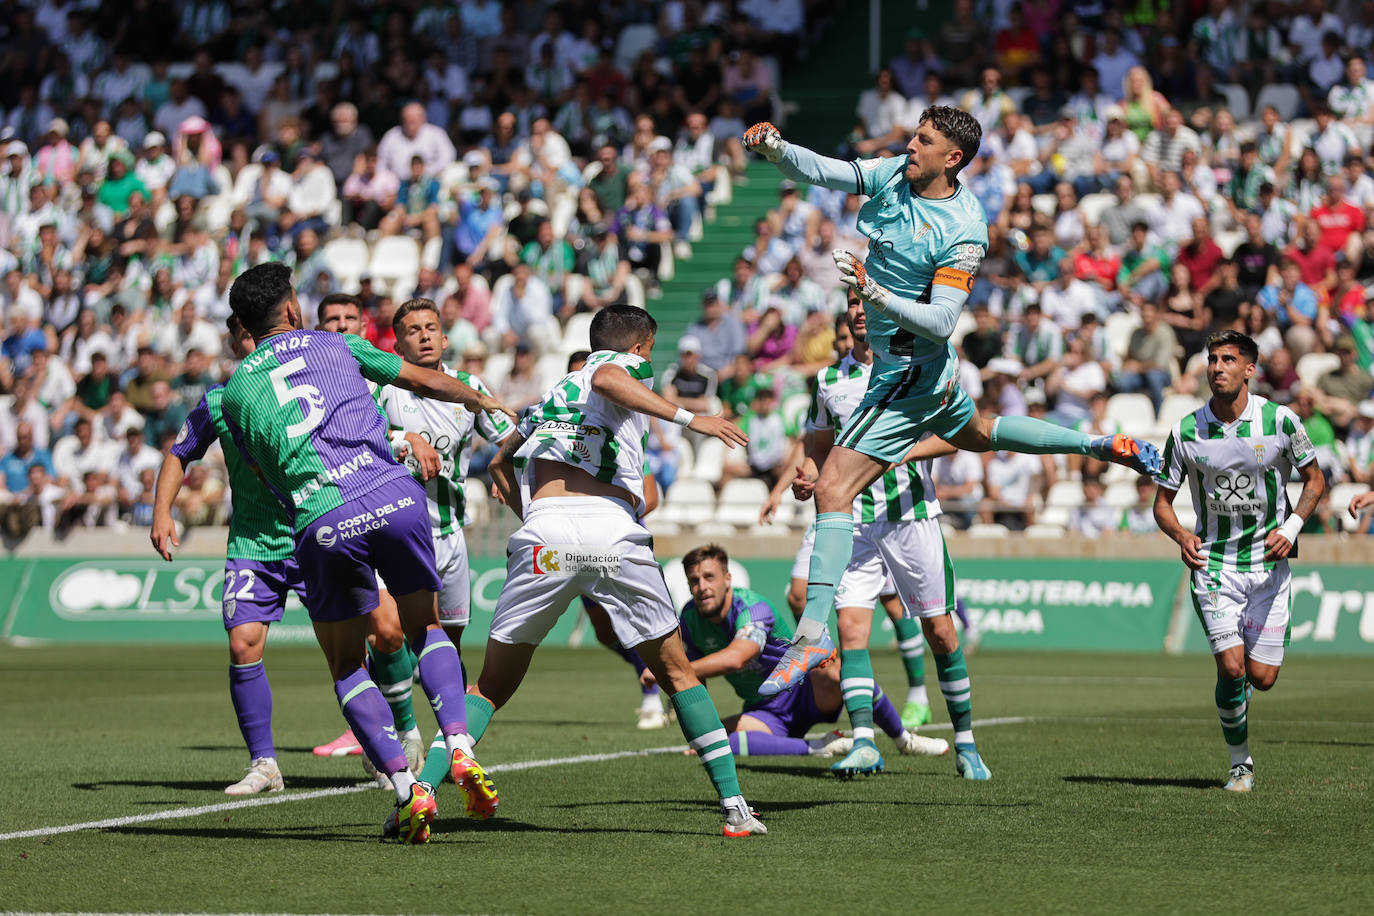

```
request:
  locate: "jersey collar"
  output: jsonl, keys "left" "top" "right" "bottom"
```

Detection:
{"left": 1203, "top": 392, "right": 1259, "bottom": 429}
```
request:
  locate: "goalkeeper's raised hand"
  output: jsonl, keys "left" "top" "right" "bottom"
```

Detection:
{"left": 743, "top": 121, "right": 786, "bottom": 162}
{"left": 833, "top": 249, "right": 891, "bottom": 308}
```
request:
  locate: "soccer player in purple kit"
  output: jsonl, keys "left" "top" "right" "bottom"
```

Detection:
{"left": 151, "top": 315, "right": 302, "bottom": 796}
{"left": 219, "top": 263, "right": 513, "bottom": 843}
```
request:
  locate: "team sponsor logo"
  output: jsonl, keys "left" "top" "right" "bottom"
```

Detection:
{"left": 1207, "top": 472, "right": 1261, "bottom": 515}
{"left": 175, "top": 422, "right": 189, "bottom": 445}
{"left": 316, "top": 525, "right": 337, "bottom": 547}
{"left": 330, "top": 496, "right": 416, "bottom": 542}
{"left": 291, "top": 452, "right": 378, "bottom": 506}
{"left": 569, "top": 439, "right": 592, "bottom": 462}
{"left": 933, "top": 266, "right": 975, "bottom": 292}
{"left": 536, "top": 420, "right": 604, "bottom": 436}
{"left": 530, "top": 544, "right": 622, "bottom": 577}
{"left": 951, "top": 243, "right": 985, "bottom": 274}
{"left": 1291, "top": 426, "right": 1314, "bottom": 460}
{"left": 858, "top": 158, "right": 882, "bottom": 171}
{"left": 47, "top": 562, "right": 229, "bottom": 620}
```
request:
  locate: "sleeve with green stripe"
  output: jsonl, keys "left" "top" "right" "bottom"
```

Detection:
{"left": 343, "top": 334, "right": 403, "bottom": 385}
{"left": 611, "top": 352, "right": 655, "bottom": 382}
{"left": 1157, "top": 427, "right": 1185, "bottom": 490}
{"left": 803, "top": 368, "right": 832, "bottom": 433}
{"left": 1278, "top": 406, "right": 1317, "bottom": 468}
{"left": 469, "top": 374, "right": 515, "bottom": 443}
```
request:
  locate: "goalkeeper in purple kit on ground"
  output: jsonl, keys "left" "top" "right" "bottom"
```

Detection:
{"left": 217, "top": 263, "right": 513, "bottom": 844}
{"left": 740, "top": 112, "right": 1162, "bottom": 720}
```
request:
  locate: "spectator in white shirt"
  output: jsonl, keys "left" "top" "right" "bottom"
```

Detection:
{"left": 378, "top": 102, "right": 457, "bottom": 178}
{"left": 487, "top": 263, "right": 558, "bottom": 354}
{"left": 852, "top": 68, "right": 907, "bottom": 154}
{"left": 1046, "top": 335, "right": 1108, "bottom": 427}
{"left": 133, "top": 131, "right": 175, "bottom": 205}
{"left": 1091, "top": 28, "right": 1140, "bottom": 101}
{"left": 1068, "top": 476, "right": 1120, "bottom": 537}
{"left": 153, "top": 80, "right": 206, "bottom": 142}
{"left": 1153, "top": 170, "right": 1206, "bottom": 252}
{"left": 982, "top": 449, "right": 1043, "bottom": 530}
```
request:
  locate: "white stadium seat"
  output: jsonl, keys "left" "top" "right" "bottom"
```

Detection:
{"left": 322, "top": 237, "right": 370, "bottom": 295}
{"left": 1078, "top": 193, "right": 1117, "bottom": 226}
{"left": 1296, "top": 352, "right": 1341, "bottom": 389}
{"left": 1254, "top": 83, "right": 1301, "bottom": 120}
{"left": 369, "top": 236, "right": 421, "bottom": 297}
{"left": 1047, "top": 480, "right": 1086, "bottom": 508}
{"left": 1106, "top": 393, "right": 1156, "bottom": 437}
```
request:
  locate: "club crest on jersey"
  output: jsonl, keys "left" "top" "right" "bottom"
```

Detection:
{"left": 532, "top": 545, "right": 561, "bottom": 575}
{"left": 1254, "top": 444, "right": 1266, "bottom": 463}
{"left": 914, "top": 222, "right": 933, "bottom": 242}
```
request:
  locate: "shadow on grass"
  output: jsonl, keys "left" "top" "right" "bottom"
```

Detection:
{"left": 1281, "top": 738, "right": 1374, "bottom": 748}
{"left": 73, "top": 776, "right": 359, "bottom": 792}
{"left": 103, "top": 818, "right": 706, "bottom": 841}
{"left": 1063, "top": 775, "right": 1218, "bottom": 789}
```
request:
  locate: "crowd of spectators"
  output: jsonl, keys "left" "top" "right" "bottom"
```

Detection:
{"left": 3, "top": 1, "right": 1373, "bottom": 539}
{"left": 0, "top": 0, "right": 820, "bottom": 536}
{"left": 646, "top": 0, "right": 1373, "bottom": 536}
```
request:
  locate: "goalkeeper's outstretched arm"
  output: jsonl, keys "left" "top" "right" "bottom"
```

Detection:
{"left": 743, "top": 122, "right": 862, "bottom": 194}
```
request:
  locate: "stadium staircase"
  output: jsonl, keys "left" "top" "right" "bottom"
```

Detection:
{"left": 649, "top": 160, "right": 780, "bottom": 363}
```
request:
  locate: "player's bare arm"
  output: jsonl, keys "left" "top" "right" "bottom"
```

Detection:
{"left": 150, "top": 451, "right": 187, "bottom": 562}
{"left": 643, "top": 638, "right": 761, "bottom": 688}
{"left": 489, "top": 430, "right": 527, "bottom": 518}
{"left": 761, "top": 439, "right": 806, "bottom": 523}
{"left": 394, "top": 360, "right": 517, "bottom": 419}
{"left": 590, "top": 362, "right": 748, "bottom": 449}
{"left": 1153, "top": 484, "right": 1207, "bottom": 570}
{"left": 1265, "top": 460, "right": 1325, "bottom": 560}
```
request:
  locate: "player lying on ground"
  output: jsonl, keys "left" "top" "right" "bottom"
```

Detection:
{"left": 221, "top": 263, "right": 512, "bottom": 843}
{"left": 742, "top": 110, "right": 1161, "bottom": 696}
{"left": 788, "top": 291, "right": 988, "bottom": 778}
{"left": 480, "top": 305, "right": 768, "bottom": 837}
{"left": 310, "top": 294, "right": 433, "bottom": 782}
{"left": 642, "top": 544, "right": 948, "bottom": 763}
{"left": 1154, "top": 330, "right": 1324, "bottom": 792}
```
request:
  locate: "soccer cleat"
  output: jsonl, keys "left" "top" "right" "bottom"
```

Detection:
{"left": 830, "top": 737, "right": 884, "bottom": 777}
{"left": 722, "top": 804, "right": 768, "bottom": 837}
{"left": 807, "top": 730, "right": 853, "bottom": 758}
{"left": 313, "top": 728, "right": 363, "bottom": 757}
{"left": 401, "top": 728, "right": 426, "bottom": 773}
{"left": 224, "top": 757, "right": 283, "bottom": 796}
{"left": 758, "top": 629, "right": 836, "bottom": 697}
{"left": 1089, "top": 433, "right": 1162, "bottom": 477}
{"left": 637, "top": 702, "right": 670, "bottom": 730}
{"left": 450, "top": 750, "right": 499, "bottom": 819}
{"left": 895, "top": 730, "right": 950, "bottom": 757}
{"left": 955, "top": 745, "right": 992, "bottom": 780}
{"left": 1224, "top": 762, "right": 1254, "bottom": 792}
{"left": 900, "top": 701, "right": 931, "bottom": 729}
{"left": 383, "top": 782, "right": 437, "bottom": 844}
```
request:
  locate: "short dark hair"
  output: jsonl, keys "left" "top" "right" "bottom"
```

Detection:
{"left": 226, "top": 313, "right": 243, "bottom": 337}
{"left": 317, "top": 292, "right": 362, "bottom": 324}
{"left": 589, "top": 304, "right": 657, "bottom": 352}
{"left": 229, "top": 262, "right": 293, "bottom": 336}
{"left": 567, "top": 349, "right": 591, "bottom": 372}
{"left": 392, "top": 297, "right": 439, "bottom": 334}
{"left": 682, "top": 543, "right": 729, "bottom": 577}
{"left": 1206, "top": 329, "right": 1259, "bottom": 364}
{"left": 918, "top": 105, "right": 982, "bottom": 174}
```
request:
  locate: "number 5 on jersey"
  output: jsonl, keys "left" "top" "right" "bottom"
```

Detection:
{"left": 270, "top": 357, "right": 325, "bottom": 438}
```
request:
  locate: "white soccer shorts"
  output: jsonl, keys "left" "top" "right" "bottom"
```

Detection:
{"left": 376, "top": 528, "right": 471, "bottom": 626}
{"left": 837, "top": 518, "right": 953, "bottom": 617}
{"left": 794, "top": 520, "right": 898, "bottom": 600}
{"left": 1190, "top": 561, "right": 1291, "bottom": 666}
{"left": 491, "top": 496, "right": 679, "bottom": 649}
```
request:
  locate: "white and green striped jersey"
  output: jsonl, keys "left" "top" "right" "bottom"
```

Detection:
{"left": 378, "top": 367, "right": 513, "bottom": 536}
{"left": 806, "top": 354, "right": 941, "bottom": 522}
{"left": 1158, "top": 394, "right": 1316, "bottom": 573}
{"left": 514, "top": 350, "right": 654, "bottom": 512}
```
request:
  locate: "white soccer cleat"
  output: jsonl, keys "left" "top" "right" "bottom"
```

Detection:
{"left": 224, "top": 757, "right": 283, "bottom": 796}
{"left": 401, "top": 728, "right": 426, "bottom": 773}
{"left": 1224, "top": 762, "right": 1254, "bottom": 792}
{"left": 895, "top": 730, "right": 950, "bottom": 757}
{"left": 360, "top": 752, "right": 393, "bottom": 789}
{"left": 722, "top": 802, "right": 768, "bottom": 837}
{"left": 637, "top": 701, "right": 670, "bottom": 730}
{"left": 807, "top": 730, "right": 854, "bottom": 758}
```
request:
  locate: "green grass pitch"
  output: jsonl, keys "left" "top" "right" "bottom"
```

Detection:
{"left": 1, "top": 644, "right": 1370, "bottom": 915}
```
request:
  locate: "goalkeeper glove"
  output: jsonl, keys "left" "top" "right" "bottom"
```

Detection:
{"left": 743, "top": 121, "right": 786, "bottom": 163}
{"left": 833, "top": 249, "right": 891, "bottom": 308}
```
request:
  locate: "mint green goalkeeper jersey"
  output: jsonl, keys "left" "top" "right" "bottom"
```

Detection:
{"left": 171, "top": 385, "right": 293, "bottom": 561}
{"left": 805, "top": 354, "right": 941, "bottom": 522}
{"left": 221, "top": 330, "right": 409, "bottom": 532}
{"left": 851, "top": 155, "right": 989, "bottom": 366}
{"left": 1158, "top": 394, "right": 1317, "bottom": 573}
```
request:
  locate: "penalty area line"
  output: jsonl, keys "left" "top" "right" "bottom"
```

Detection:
{"left": 0, "top": 717, "right": 1032, "bottom": 843}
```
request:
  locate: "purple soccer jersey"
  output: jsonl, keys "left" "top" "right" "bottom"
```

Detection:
{"left": 220, "top": 331, "right": 412, "bottom": 531}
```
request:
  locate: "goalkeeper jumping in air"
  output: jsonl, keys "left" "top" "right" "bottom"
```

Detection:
{"left": 742, "top": 111, "right": 1161, "bottom": 765}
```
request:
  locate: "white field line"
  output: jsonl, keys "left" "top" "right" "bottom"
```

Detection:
{"left": 0, "top": 717, "right": 1035, "bottom": 843}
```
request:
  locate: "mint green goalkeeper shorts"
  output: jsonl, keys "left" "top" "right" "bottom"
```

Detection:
{"left": 835, "top": 352, "right": 976, "bottom": 463}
